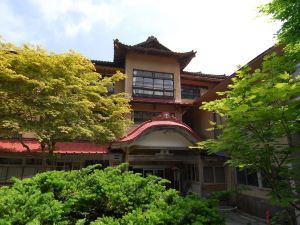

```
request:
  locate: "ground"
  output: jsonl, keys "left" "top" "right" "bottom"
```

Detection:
{"left": 221, "top": 207, "right": 265, "bottom": 225}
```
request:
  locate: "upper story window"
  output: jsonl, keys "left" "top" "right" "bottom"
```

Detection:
{"left": 181, "top": 86, "right": 207, "bottom": 99}
{"left": 132, "top": 70, "right": 174, "bottom": 98}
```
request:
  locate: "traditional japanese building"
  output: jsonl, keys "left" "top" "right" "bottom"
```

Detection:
{"left": 94, "top": 36, "right": 229, "bottom": 194}
{"left": 0, "top": 36, "right": 229, "bottom": 195}
{"left": 1, "top": 36, "right": 298, "bottom": 220}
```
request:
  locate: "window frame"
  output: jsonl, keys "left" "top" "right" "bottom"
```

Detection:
{"left": 203, "top": 166, "right": 226, "bottom": 184}
{"left": 181, "top": 86, "right": 207, "bottom": 99}
{"left": 235, "top": 168, "right": 259, "bottom": 187}
{"left": 186, "top": 163, "right": 200, "bottom": 182}
{"left": 132, "top": 69, "right": 174, "bottom": 99}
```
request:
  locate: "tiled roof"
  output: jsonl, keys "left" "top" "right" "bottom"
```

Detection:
{"left": 133, "top": 36, "right": 171, "bottom": 51}
{"left": 114, "top": 37, "right": 196, "bottom": 70}
{"left": 92, "top": 60, "right": 124, "bottom": 69}
{"left": 181, "top": 71, "right": 227, "bottom": 80}
{"left": 118, "top": 113, "right": 200, "bottom": 143}
{"left": 0, "top": 139, "right": 108, "bottom": 154}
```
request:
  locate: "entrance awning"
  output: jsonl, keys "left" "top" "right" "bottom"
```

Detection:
{"left": 0, "top": 139, "right": 108, "bottom": 154}
{"left": 111, "top": 113, "right": 201, "bottom": 149}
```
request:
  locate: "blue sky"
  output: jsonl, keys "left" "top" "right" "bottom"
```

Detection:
{"left": 0, "top": 0, "right": 280, "bottom": 75}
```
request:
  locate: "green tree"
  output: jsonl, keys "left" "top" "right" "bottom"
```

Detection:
{"left": 0, "top": 39, "right": 131, "bottom": 153}
{"left": 198, "top": 53, "right": 300, "bottom": 215}
{"left": 198, "top": 1, "right": 300, "bottom": 223}
{"left": 259, "top": 0, "right": 300, "bottom": 60}
{"left": 0, "top": 164, "right": 224, "bottom": 225}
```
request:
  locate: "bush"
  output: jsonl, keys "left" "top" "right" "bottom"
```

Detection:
{"left": 0, "top": 164, "right": 224, "bottom": 225}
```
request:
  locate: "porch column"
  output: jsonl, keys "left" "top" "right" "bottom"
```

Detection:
{"left": 197, "top": 153, "right": 202, "bottom": 195}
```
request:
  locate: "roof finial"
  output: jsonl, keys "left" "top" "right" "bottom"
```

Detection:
{"left": 147, "top": 36, "right": 157, "bottom": 41}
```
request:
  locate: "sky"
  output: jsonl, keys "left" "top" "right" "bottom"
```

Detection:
{"left": 0, "top": 0, "right": 281, "bottom": 75}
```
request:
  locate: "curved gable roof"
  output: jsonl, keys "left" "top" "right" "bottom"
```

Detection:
{"left": 116, "top": 114, "right": 201, "bottom": 144}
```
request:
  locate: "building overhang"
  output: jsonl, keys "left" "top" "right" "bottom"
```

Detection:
{"left": 111, "top": 113, "right": 201, "bottom": 150}
{"left": 0, "top": 139, "right": 108, "bottom": 154}
{"left": 113, "top": 38, "right": 196, "bottom": 70}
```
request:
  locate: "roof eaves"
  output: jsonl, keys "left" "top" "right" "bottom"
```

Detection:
{"left": 181, "top": 71, "right": 227, "bottom": 80}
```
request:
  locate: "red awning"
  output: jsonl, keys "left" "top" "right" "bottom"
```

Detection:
{"left": 118, "top": 113, "right": 201, "bottom": 143}
{"left": 0, "top": 139, "right": 108, "bottom": 154}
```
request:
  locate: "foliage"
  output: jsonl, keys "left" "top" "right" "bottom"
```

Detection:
{"left": 198, "top": 53, "right": 300, "bottom": 212}
{"left": 198, "top": 1, "right": 300, "bottom": 222}
{"left": 259, "top": 0, "right": 300, "bottom": 61}
{"left": 0, "top": 39, "right": 131, "bottom": 152}
{"left": 0, "top": 164, "right": 224, "bottom": 225}
{"left": 259, "top": 0, "right": 300, "bottom": 46}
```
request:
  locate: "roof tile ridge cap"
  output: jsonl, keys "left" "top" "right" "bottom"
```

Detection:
{"left": 128, "top": 45, "right": 194, "bottom": 55}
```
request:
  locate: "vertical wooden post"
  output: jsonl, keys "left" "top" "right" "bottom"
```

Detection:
{"left": 124, "top": 147, "right": 129, "bottom": 171}
{"left": 266, "top": 209, "right": 270, "bottom": 225}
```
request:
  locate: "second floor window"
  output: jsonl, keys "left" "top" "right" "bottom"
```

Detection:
{"left": 181, "top": 86, "right": 207, "bottom": 99}
{"left": 132, "top": 70, "right": 174, "bottom": 98}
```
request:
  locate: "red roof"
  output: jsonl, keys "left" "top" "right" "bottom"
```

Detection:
{"left": 118, "top": 113, "right": 200, "bottom": 143}
{"left": 0, "top": 139, "right": 108, "bottom": 154}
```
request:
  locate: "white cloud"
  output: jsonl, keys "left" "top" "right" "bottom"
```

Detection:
{"left": 0, "top": 1, "right": 27, "bottom": 44}
{"left": 30, "top": 0, "right": 124, "bottom": 38}
{"left": 129, "top": 0, "right": 280, "bottom": 74}
{"left": 0, "top": 0, "right": 280, "bottom": 75}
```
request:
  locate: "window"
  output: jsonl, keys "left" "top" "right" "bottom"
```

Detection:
{"left": 203, "top": 166, "right": 225, "bottom": 183}
{"left": 236, "top": 168, "right": 258, "bottom": 186}
{"left": 181, "top": 86, "right": 207, "bottom": 99}
{"left": 133, "top": 70, "right": 174, "bottom": 98}
{"left": 0, "top": 158, "right": 23, "bottom": 165}
{"left": 7, "top": 167, "right": 23, "bottom": 179}
{"left": 132, "top": 168, "right": 165, "bottom": 178}
{"left": 56, "top": 162, "right": 73, "bottom": 171}
{"left": 203, "top": 167, "right": 214, "bottom": 183}
{"left": 215, "top": 167, "right": 225, "bottom": 183}
{"left": 23, "top": 167, "right": 41, "bottom": 179}
{"left": 186, "top": 164, "right": 199, "bottom": 182}
{"left": 0, "top": 167, "right": 7, "bottom": 181}
{"left": 25, "top": 158, "right": 42, "bottom": 165}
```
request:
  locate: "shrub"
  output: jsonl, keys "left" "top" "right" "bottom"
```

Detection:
{"left": 0, "top": 164, "right": 224, "bottom": 225}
